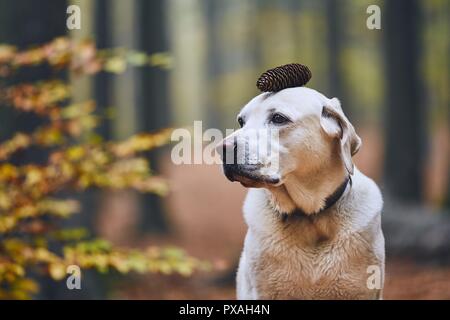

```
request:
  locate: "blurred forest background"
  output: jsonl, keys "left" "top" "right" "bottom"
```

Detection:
{"left": 0, "top": 0, "right": 449, "bottom": 299}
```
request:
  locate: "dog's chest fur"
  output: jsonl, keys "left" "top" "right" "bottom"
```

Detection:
{"left": 239, "top": 174, "right": 384, "bottom": 300}
{"left": 245, "top": 222, "right": 378, "bottom": 299}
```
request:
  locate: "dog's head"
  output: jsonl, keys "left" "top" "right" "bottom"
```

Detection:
{"left": 218, "top": 87, "right": 361, "bottom": 188}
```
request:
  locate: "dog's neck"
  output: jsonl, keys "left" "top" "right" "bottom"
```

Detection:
{"left": 267, "top": 162, "right": 348, "bottom": 216}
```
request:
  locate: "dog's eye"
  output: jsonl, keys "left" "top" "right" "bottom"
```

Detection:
{"left": 237, "top": 117, "right": 245, "bottom": 128}
{"left": 270, "top": 113, "right": 290, "bottom": 125}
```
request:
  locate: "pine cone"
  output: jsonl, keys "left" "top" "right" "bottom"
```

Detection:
{"left": 256, "top": 63, "right": 312, "bottom": 92}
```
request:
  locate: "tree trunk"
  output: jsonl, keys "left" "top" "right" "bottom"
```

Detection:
{"left": 0, "top": 0, "right": 67, "bottom": 160}
{"left": 326, "top": 0, "right": 343, "bottom": 99}
{"left": 136, "top": 0, "right": 170, "bottom": 234}
{"left": 384, "top": 0, "right": 425, "bottom": 203}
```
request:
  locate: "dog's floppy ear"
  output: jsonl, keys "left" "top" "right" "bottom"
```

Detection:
{"left": 320, "top": 98, "right": 361, "bottom": 175}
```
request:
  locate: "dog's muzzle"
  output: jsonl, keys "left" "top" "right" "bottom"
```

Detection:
{"left": 218, "top": 140, "right": 280, "bottom": 186}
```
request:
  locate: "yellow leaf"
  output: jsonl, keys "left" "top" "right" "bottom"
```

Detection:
{"left": 49, "top": 263, "right": 66, "bottom": 280}
{"left": 104, "top": 56, "right": 126, "bottom": 74}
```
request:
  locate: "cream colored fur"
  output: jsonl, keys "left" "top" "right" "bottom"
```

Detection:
{"left": 222, "top": 87, "right": 385, "bottom": 300}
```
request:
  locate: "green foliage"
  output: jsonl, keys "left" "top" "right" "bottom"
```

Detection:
{"left": 0, "top": 37, "right": 206, "bottom": 299}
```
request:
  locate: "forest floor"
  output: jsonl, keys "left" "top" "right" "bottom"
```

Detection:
{"left": 119, "top": 259, "right": 450, "bottom": 299}
{"left": 103, "top": 128, "right": 450, "bottom": 299}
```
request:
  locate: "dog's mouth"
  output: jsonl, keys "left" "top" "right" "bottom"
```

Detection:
{"left": 223, "top": 164, "right": 280, "bottom": 188}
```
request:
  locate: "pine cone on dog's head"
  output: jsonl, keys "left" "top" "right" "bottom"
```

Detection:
{"left": 256, "top": 63, "right": 312, "bottom": 92}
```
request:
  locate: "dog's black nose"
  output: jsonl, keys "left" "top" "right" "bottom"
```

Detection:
{"left": 221, "top": 138, "right": 237, "bottom": 165}
{"left": 220, "top": 139, "right": 239, "bottom": 181}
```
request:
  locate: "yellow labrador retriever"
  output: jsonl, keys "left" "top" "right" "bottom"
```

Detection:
{"left": 218, "top": 87, "right": 384, "bottom": 300}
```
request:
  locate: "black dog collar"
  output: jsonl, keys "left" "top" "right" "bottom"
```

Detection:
{"left": 279, "top": 176, "right": 351, "bottom": 222}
